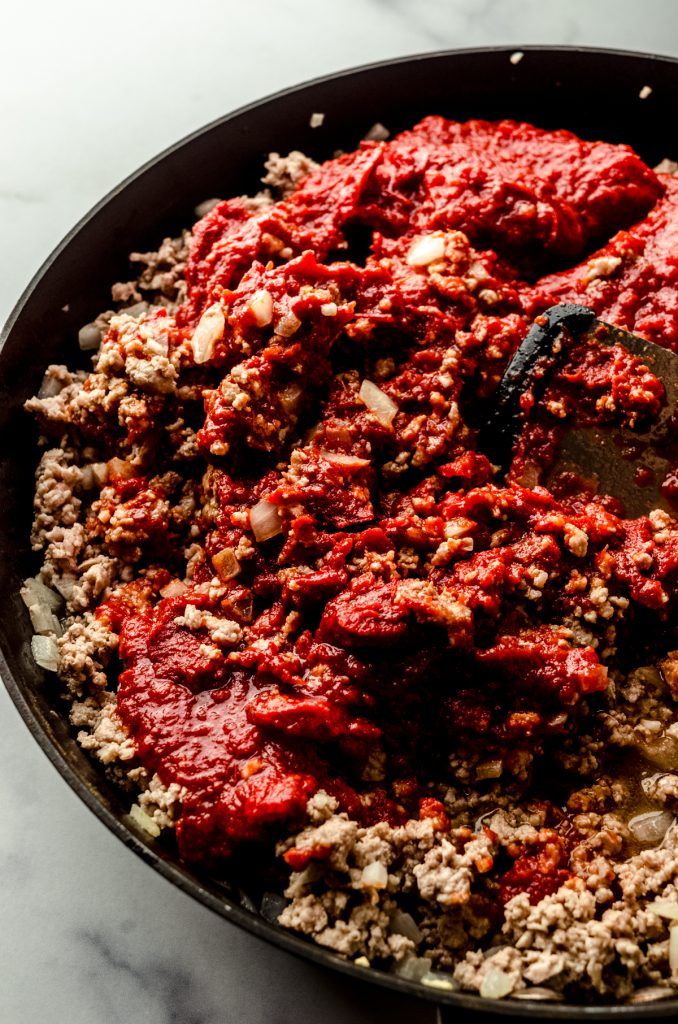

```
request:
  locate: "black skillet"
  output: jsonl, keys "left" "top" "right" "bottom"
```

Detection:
{"left": 2, "top": 47, "right": 678, "bottom": 1021}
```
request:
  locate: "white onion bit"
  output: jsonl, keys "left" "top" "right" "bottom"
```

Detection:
{"left": 212, "top": 547, "right": 241, "bottom": 581}
{"left": 360, "top": 861, "right": 388, "bottom": 888}
{"left": 670, "top": 925, "right": 678, "bottom": 972}
{"left": 476, "top": 759, "right": 503, "bottom": 781}
{"left": 276, "top": 311, "right": 302, "bottom": 338}
{"left": 629, "top": 811, "right": 675, "bottom": 845}
{"left": 191, "top": 303, "right": 225, "bottom": 364}
{"left": 480, "top": 966, "right": 515, "bottom": 1000}
{"left": 250, "top": 499, "right": 283, "bottom": 542}
{"left": 319, "top": 450, "right": 371, "bottom": 471}
{"left": 21, "top": 577, "right": 62, "bottom": 612}
{"left": 30, "top": 634, "right": 59, "bottom": 672}
{"left": 393, "top": 955, "right": 432, "bottom": 981}
{"left": 420, "top": 973, "right": 458, "bottom": 991}
{"left": 650, "top": 899, "right": 678, "bottom": 921}
{"left": 159, "top": 579, "right": 189, "bottom": 599}
{"left": 129, "top": 803, "right": 161, "bottom": 838}
{"left": 359, "top": 379, "right": 398, "bottom": 427}
{"left": 249, "top": 289, "right": 274, "bottom": 327}
{"left": 406, "top": 234, "right": 446, "bottom": 267}
{"left": 78, "top": 322, "right": 102, "bottom": 351}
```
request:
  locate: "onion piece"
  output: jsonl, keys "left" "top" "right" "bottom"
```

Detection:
{"left": 159, "top": 579, "right": 188, "bottom": 599}
{"left": 480, "top": 967, "right": 515, "bottom": 1000}
{"left": 249, "top": 289, "right": 274, "bottom": 327}
{"left": 360, "top": 861, "right": 388, "bottom": 888}
{"left": 276, "top": 311, "right": 301, "bottom": 338}
{"left": 21, "top": 577, "right": 62, "bottom": 612}
{"left": 52, "top": 576, "right": 76, "bottom": 601}
{"left": 212, "top": 547, "right": 241, "bottom": 581}
{"left": 28, "top": 604, "right": 63, "bottom": 637}
{"left": 476, "top": 760, "right": 503, "bottom": 781}
{"left": 319, "top": 450, "right": 371, "bottom": 471}
{"left": 670, "top": 925, "right": 678, "bottom": 972}
{"left": 250, "top": 499, "right": 282, "bottom": 542}
{"left": 30, "top": 634, "right": 59, "bottom": 672}
{"left": 78, "top": 322, "right": 102, "bottom": 351}
{"left": 279, "top": 383, "right": 303, "bottom": 416}
{"left": 406, "top": 234, "right": 446, "bottom": 267}
{"left": 37, "top": 370, "right": 67, "bottom": 399}
{"left": 393, "top": 955, "right": 432, "bottom": 981}
{"left": 359, "top": 379, "right": 398, "bottom": 427}
{"left": 129, "top": 804, "right": 161, "bottom": 838}
{"left": 106, "top": 457, "right": 135, "bottom": 480}
{"left": 260, "top": 892, "right": 287, "bottom": 924}
{"left": 191, "top": 303, "right": 225, "bottom": 364}
{"left": 629, "top": 811, "right": 675, "bottom": 845}
{"left": 649, "top": 899, "right": 678, "bottom": 920}
{"left": 420, "top": 972, "right": 458, "bottom": 991}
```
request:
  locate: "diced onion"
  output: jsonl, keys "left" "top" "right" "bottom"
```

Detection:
{"left": 249, "top": 289, "right": 274, "bottom": 327}
{"left": 106, "top": 457, "right": 135, "bottom": 480}
{"left": 78, "top": 322, "right": 102, "bottom": 351}
{"left": 279, "top": 383, "right": 303, "bottom": 416}
{"left": 129, "top": 803, "right": 161, "bottom": 838}
{"left": 670, "top": 925, "right": 678, "bottom": 971}
{"left": 159, "top": 579, "right": 188, "bottom": 599}
{"left": 29, "top": 604, "right": 63, "bottom": 637}
{"left": 191, "top": 303, "right": 225, "bottom": 364}
{"left": 480, "top": 966, "right": 515, "bottom": 1000}
{"left": 394, "top": 955, "right": 433, "bottom": 981}
{"left": 390, "top": 909, "right": 423, "bottom": 943}
{"left": 260, "top": 891, "right": 287, "bottom": 923}
{"left": 360, "top": 861, "right": 388, "bottom": 888}
{"left": 406, "top": 234, "right": 446, "bottom": 267}
{"left": 37, "top": 371, "right": 66, "bottom": 399}
{"left": 650, "top": 899, "right": 678, "bottom": 920}
{"left": 363, "top": 122, "right": 390, "bottom": 142}
{"left": 194, "top": 197, "right": 222, "bottom": 218}
{"left": 359, "top": 379, "right": 398, "bottom": 427}
{"left": 212, "top": 548, "right": 241, "bottom": 581}
{"left": 420, "top": 972, "right": 458, "bottom": 991}
{"left": 629, "top": 811, "right": 675, "bottom": 845}
{"left": 53, "top": 576, "right": 76, "bottom": 601}
{"left": 321, "top": 302, "right": 338, "bottom": 317}
{"left": 319, "top": 450, "right": 371, "bottom": 471}
{"left": 30, "top": 634, "right": 59, "bottom": 672}
{"left": 277, "top": 311, "right": 301, "bottom": 338}
{"left": 91, "top": 462, "right": 109, "bottom": 486}
{"left": 476, "top": 760, "right": 503, "bottom": 780}
{"left": 21, "top": 577, "right": 62, "bottom": 612}
{"left": 250, "top": 499, "right": 282, "bottom": 542}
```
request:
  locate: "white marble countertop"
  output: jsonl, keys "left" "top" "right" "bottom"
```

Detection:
{"left": 3, "top": 2, "right": 678, "bottom": 1021}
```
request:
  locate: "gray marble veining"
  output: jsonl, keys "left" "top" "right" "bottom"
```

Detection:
{"left": 3, "top": 1, "right": 678, "bottom": 1020}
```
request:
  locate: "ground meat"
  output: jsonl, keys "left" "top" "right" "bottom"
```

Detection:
{"left": 23, "top": 117, "right": 678, "bottom": 1005}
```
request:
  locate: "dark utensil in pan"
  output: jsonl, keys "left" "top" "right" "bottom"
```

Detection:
{"left": 4, "top": 47, "right": 678, "bottom": 1021}
{"left": 482, "top": 303, "right": 678, "bottom": 517}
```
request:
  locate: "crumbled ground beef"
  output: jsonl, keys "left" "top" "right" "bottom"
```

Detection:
{"left": 22, "top": 121, "right": 678, "bottom": 1006}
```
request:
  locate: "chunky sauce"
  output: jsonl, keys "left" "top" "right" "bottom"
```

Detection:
{"left": 91, "top": 119, "right": 678, "bottom": 897}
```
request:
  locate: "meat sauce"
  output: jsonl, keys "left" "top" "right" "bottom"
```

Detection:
{"left": 96, "top": 118, "right": 678, "bottom": 901}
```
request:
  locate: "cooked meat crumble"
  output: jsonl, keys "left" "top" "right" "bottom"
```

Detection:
{"left": 22, "top": 119, "right": 678, "bottom": 1005}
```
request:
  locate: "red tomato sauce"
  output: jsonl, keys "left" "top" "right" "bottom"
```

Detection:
{"left": 99, "top": 117, "right": 678, "bottom": 890}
